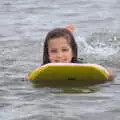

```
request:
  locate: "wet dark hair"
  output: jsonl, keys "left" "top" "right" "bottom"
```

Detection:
{"left": 42, "top": 28, "right": 78, "bottom": 65}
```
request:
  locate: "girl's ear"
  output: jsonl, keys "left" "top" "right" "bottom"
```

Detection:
{"left": 66, "top": 25, "right": 75, "bottom": 32}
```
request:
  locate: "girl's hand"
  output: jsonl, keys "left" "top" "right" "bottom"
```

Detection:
{"left": 24, "top": 72, "right": 31, "bottom": 80}
{"left": 107, "top": 68, "right": 115, "bottom": 81}
{"left": 66, "top": 24, "right": 75, "bottom": 32}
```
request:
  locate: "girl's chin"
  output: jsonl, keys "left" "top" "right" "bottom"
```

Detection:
{"left": 51, "top": 60, "right": 69, "bottom": 63}
{"left": 50, "top": 59, "right": 72, "bottom": 63}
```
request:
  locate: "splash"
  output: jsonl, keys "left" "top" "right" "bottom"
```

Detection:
{"left": 76, "top": 31, "right": 120, "bottom": 66}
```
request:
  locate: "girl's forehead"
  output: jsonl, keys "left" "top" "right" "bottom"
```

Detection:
{"left": 48, "top": 37, "right": 70, "bottom": 45}
{"left": 48, "top": 37, "right": 70, "bottom": 44}
{"left": 48, "top": 38, "right": 72, "bottom": 50}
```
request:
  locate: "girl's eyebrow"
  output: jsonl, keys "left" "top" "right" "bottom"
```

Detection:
{"left": 61, "top": 46, "right": 70, "bottom": 48}
{"left": 48, "top": 47, "right": 57, "bottom": 50}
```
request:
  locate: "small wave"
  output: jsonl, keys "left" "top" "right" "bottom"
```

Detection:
{"left": 76, "top": 31, "right": 120, "bottom": 67}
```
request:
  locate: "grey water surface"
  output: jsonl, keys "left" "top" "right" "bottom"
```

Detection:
{"left": 0, "top": 0, "right": 120, "bottom": 120}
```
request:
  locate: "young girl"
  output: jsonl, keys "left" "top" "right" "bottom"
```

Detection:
{"left": 26, "top": 25, "right": 114, "bottom": 81}
{"left": 42, "top": 25, "right": 78, "bottom": 65}
{"left": 42, "top": 25, "right": 114, "bottom": 80}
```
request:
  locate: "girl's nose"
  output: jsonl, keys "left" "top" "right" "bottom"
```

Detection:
{"left": 57, "top": 51, "right": 63, "bottom": 58}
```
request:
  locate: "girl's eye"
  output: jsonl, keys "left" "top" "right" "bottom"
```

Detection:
{"left": 62, "top": 48, "right": 69, "bottom": 52}
{"left": 50, "top": 49, "right": 57, "bottom": 53}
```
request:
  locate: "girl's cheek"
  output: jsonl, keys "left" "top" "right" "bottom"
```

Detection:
{"left": 49, "top": 55, "right": 56, "bottom": 61}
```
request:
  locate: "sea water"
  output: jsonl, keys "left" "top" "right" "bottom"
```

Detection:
{"left": 0, "top": 0, "right": 120, "bottom": 120}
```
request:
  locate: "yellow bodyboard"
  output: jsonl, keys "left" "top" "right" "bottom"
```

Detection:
{"left": 27, "top": 63, "right": 109, "bottom": 87}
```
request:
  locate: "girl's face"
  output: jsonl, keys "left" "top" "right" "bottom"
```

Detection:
{"left": 48, "top": 37, "right": 73, "bottom": 63}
